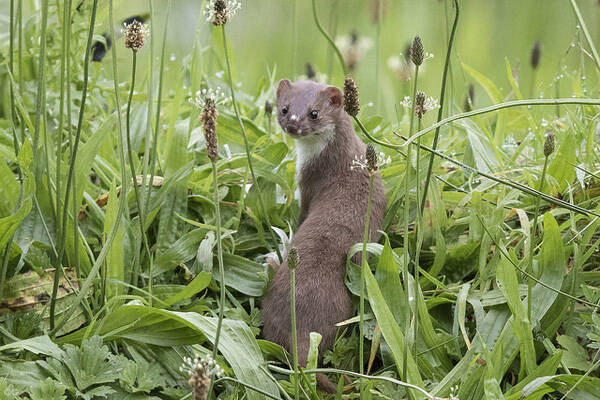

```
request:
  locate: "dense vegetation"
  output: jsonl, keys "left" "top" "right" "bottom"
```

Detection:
{"left": 1, "top": 0, "right": 600, "bottom": 399}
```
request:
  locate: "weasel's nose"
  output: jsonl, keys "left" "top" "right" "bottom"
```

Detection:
{"left": 286, "top": 123, "right": 300, "bottom": 134}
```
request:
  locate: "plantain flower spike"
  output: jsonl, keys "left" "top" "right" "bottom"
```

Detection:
{"left": 343, "top": 77, "right": 360, "bottom": 117}
{"left": 366, "top": 143, "right": 378, "bottom": 173}
{"left": 543, "top": 131, "right": 555, "bottom": 158}
{"left": 415, "top": 91, "right": 427, "bottom": 118}
{"left": 287, "top": 247, "right": 299, "bottom": 270}
{"left": 205, "top": 0, "right": 241, "bottom": 26}
{"left": 265, "top": 100, "right": 273, "bottom": 116}
{"left": 124, "top": 20, "right": 149, "bottom": 52}
{"left": 411, "top": 35, "right": 424, "bottom": 66}
{"left": 201, "top": 97, "right": 219, "bottom": 162}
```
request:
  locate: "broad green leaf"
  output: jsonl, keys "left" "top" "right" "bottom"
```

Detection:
{"left": 154, "top": 228, "right": 207, "bottom": 274}
{"left": 0, "top": 335, "right": 64, "bottom": 359}
{"left": 220, "top": 253, "right": 270, "bottom": 296}
{"left": 0, "top": 158, "right": 19, "bottom": 217}
{"left": 163, "top": 271, "right": 211, "bottom": 305}
{"left": 496, "top": 258, "right": 536, "bottom": 374}
{"left": 505, "top": 351, "right": 562, "bottom": 397}
{"left": 520, "top": 374, "right": 600, "bottom": 400}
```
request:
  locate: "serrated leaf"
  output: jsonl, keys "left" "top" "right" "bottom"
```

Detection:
{"left": 119, "top": 359, "right": 165, "bottom": 393}
{"left": 30, "top": 378, "right": 66, "bottom": 400}
{"left": 62, "top": 336, "right": 121, "bottom": 391}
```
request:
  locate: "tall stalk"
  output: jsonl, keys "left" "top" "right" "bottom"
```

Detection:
{"left": 31, "top": 0, "right": 49, "bottom": 160}
{"left": 144, "top": 0, "right": 171, "bottom": 302}
{"left": 211, "top": 161, "right": 226, "bottom": 358}
{"left": 402, "top": 56, "right": 420, "bottom": 380}
{"left": 527, "top": 132, "right": 554, "bottom": 321}
{"left": 50, "top": 0, "right": 99, "bottom": 331}
{"left": 125, "top": 51, "right": 153, "bottom": 287}
{"left": 569, "top": 0, "right": 600, "bottom": 73}
{"left": 220, "top": 26, "right": 282, "bottom": 263}
{"left": 311, "top": 0, "right": 347, "bottom": 76}
{"left": 287, "top": 248, "right": 300, "bottom": 400}
{"left": 420, "top": 0, "right": 459, "bottom": 213}
{"left": 359, "top": 170, "right": 375, "bottom": 399}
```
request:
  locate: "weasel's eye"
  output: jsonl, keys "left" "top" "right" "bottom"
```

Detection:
{"left": 309, "top": 110, "right": 318, "bottom": 119}
{"left": 282, "top": 105, "right": 289, "bottom": 115}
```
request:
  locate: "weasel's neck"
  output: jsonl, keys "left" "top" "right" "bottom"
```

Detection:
{"left": 296, "top": 115, "right": 360, "bottom": 185}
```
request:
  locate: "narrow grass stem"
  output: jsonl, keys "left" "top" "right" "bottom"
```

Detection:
{"left": 477, "top": 214, "right": 599, "bottom": 308}
{"left": 527, "top": 155, "right": 549, "bottom": 321}
{"left": 31, "top": 0, "right": 49, "bottom": 161}
{"left": 211, "top": 160, "right": 227, "bottom": 359}
{"left": 50, "top": 0, "right": 98, "bottom": 331}
{"left": 311, "top": 0, "right": 347, "bottom": 76}
{"left": 359, "top": 173, "right": 375, "bottom": 398}
{"left": 568, "top": 0, "right": 600, "bottom": 72}
{"left": 404, "top": 98, "right": 600, "bottom": 149}
{"left": 412, "top": 119, "right": 424, "bottom": 357}
{"left": 402, "top": 64, "right": 420, "bottom": 381}
{"left": 421, "top": 0, "right": 459, "bottom": 212}
{"left": 49, "top": 0, "right": 126, "bottom": 337}
{"left": 396, "top": 135, "right": 600, "bottom": 219}
{"left": 220, "top": 26, "right": 282, "bottom": 263}
{"left": 268, "top": 366, "right": 436, "bottom": 399}
{"left": 125, "top": 51, "right": 153, "bottom": 288}
{"left": 144, "top": 0, "right": 171, "bottom": 304}
{"left": 290, "top": 264, "right": 299, "bottom": 400}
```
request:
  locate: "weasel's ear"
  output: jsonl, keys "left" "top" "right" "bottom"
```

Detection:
{"left": 323, "top": 86, "right": 343, "bottom": 108}
{"left": 277, "top": 79, "right": 292, "bottom": 98}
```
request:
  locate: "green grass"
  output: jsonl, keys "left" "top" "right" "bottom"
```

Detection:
{"left": 1, "top": 1, "right": 600, "bottom": 399}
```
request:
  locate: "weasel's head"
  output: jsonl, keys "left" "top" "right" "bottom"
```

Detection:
{"left": 275, "top": 79, "right": 343, "bottom": 139}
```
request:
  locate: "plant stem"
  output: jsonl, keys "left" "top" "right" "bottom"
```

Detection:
{"left": 399, "top": 136, "right": 599, "bottom": 218}
{"left": 50, "top": 0, "right": 127, "bottom": 337}
{"left": 126, "top": 51, "right": 153, "bottom": 288}
{"left": 220, "top": 26, "right": 282, "bottom": 263}
{"left": 477, "top": 214, "right": 599, "bottom": 309}
{"left": 569, "top": 0, "right": 600, "bottom": 72}
{"left": 311, "top": 0, "right": 347, "bottom": 76}
{"left": 50, "top": 0, "right": 98, "bottom": 331}
{"left": 31, "top": 0, "right": 49, "bottom": 161}
{"left": 420, "top": 0, "right": 459, "bottom": 213}
{"left": 405, "top": 97, "right": 600, "bottom": 149}
{"left": 269, "top": 366, "right": 437, "bottom": 400}
{"left": 402, "top": 63, "right": 420, "bottom": 381}
{"left": 413, "top": 119, "right": 424, "bottom": 357}
{"left": 359, "top": 172, "right": 375, "bottom": 398}
{"left": 290, "top": 263, "right": 299, "bottom": 400}
{"left": 211, "top": 160, "right": 226, "bottom": 358}
{"left": 527, "top": 155, "right": 549, "bottom": 322}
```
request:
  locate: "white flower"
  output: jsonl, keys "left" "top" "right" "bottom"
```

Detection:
{"left": 180, "top": 355, "right": 224, "bottom": 378}
{"left": 189, "top": 87, "right": 231, "bottom": 109}
{"left": 400, "top": 95, "right": 440, "bottom": 113}
{"left": 350, "top": 152, "right": 391, "bottom": 171}
{"left": 204, "top": 0, "right": 241, "bottom": 25}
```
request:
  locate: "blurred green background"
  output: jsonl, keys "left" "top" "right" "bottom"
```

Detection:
{"left": 1, "top": 0, "right": 599, "bottom": 117}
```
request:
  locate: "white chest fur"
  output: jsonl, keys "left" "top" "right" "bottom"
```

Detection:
{"left": 294, "top": 124, "right": 335, "bottom": 175}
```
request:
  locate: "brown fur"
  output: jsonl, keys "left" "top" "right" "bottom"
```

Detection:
{"left": 262, "top": 80, "right": 386, "bottom": 392}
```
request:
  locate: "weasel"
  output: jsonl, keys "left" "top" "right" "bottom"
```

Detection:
{"left": 262, "top": 79, "right": 386, "bottom": 392}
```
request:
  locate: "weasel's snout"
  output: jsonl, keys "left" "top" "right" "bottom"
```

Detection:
{"left": 284, "top": 122, "right": 302, "bottom": 135}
